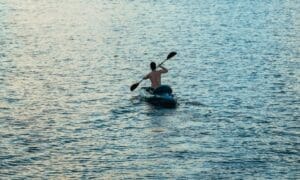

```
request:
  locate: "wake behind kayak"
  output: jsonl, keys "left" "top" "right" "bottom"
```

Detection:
{"left": 139, "top": 85, "right": 177, "bottom": 108}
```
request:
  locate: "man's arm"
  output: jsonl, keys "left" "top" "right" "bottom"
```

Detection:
{"left": 143, "top": 73, "right": 150, "bottom": 79}
{"left": 159, "top": 65, "right": 168, "bottom": 73}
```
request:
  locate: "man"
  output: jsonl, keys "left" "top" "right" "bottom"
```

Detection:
{"left": 143, "top": 62, "right": 168, "bottom": 89}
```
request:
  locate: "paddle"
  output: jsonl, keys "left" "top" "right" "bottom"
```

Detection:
{"left": 130, "top": 52, "right": 177, "bottom": 91}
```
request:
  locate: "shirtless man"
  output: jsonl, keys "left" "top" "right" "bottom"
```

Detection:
{"left": 143, "top": 62, "right": 168, "bottom": 89}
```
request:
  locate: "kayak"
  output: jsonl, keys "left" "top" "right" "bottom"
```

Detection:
{"left": 140, "top": 85, "right": 177, "bottom": 108}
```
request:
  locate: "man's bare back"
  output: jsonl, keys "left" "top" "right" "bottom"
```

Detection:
{"left": 144, "top": 62, "right": 168, "bottom": 89}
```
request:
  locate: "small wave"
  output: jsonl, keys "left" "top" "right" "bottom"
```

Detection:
{"left": 184, "top": 101, "right": 207, "bottom": 106}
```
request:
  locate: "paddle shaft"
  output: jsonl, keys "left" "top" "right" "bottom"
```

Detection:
{"left": 158, "top": 59, "right": 168, "bottom": 67}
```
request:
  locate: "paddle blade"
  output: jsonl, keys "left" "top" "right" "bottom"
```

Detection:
{"left": 167, "top": 51, "right": 177, "bottom": 60}
{"left": 130, "top": 82, "right": 139, "bottom": 91}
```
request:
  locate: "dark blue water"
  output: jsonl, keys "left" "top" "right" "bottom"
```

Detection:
{"left": 1, "top": 0, "right": 299, "bottom": 179}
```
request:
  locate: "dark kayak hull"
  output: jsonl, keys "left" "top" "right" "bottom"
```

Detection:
{"left": 145, "top": 95, "right": 177, "bottom": 108}
{"left": 140, "top": 85, "right": 177, "bottom": 108}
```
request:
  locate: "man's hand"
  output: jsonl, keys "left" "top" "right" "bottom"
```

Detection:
{"left": 158, "top": 65, "right": 168, "bottom": 73}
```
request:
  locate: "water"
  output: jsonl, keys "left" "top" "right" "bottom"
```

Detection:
{"left": 1, "top": 0, "right": 299, "bottom": 179}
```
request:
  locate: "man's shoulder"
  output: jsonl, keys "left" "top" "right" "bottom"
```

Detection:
{"left": 158, "top": 69, "right": 167, "bottom": 73}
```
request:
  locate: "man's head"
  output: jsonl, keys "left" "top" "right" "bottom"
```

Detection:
{"left": 150, "top": 62, "right": 156, "bottom": 71}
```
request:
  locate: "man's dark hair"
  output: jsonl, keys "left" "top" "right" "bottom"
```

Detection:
{"left": 150, "top": 62, "right": 156, "bottom": 71}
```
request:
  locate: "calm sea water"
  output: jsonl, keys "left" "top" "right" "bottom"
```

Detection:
{"left": 1, "top": 0, "right": 299, "bottom": 179}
